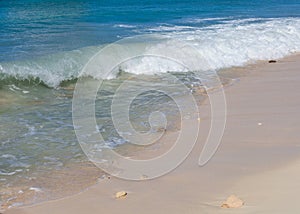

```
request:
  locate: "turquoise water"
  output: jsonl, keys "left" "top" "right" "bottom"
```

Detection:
{"left": 1, "top": 0, "right": 300, "bottom": 62}
{"left": 1, "top": 0, "right": 300, "bottom": 209}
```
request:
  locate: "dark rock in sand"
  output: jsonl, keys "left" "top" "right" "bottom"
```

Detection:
{"left": 268, "top": 60, "right": 277, "bottom": 63}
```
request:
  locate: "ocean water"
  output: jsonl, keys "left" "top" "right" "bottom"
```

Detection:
{"left": 1, "top": 0, "right": 300, "bottom": 209}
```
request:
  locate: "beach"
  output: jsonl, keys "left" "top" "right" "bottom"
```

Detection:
{"left": 4, "top": 54, "right": 300, "bottom": 214}
{"left": 1, "top": 1, "right": 300, "bottom": 213}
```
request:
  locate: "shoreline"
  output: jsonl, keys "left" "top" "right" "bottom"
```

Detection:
{"left": 4, "top": 53, "right": 300, "bottom": 213}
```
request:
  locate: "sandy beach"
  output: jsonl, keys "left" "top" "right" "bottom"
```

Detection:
{"left": 3, "top": 54, "right": 300, "bottom": 214}
{"left": 1, "top": 1, "right": 300, "bottom": 214}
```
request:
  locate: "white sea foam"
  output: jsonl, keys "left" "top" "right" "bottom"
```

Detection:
{"left": 125, "top": 18, "right": 300, "bottom": 75}
{"left": 147, "top": 25, "right": 196, "bottom": 32}
{"left": 29, "top": 187, "right": 42, "bottom": 192}
{"left": 0, "top": 171, "right": 17, "bottom": 176}
{"left": 0, "top": 17, "right": 299, "bottom": 87}
{"left": 0, "top": 46, "right": 102, "bottom": 87}
{"left": 114, "top": 24, "right": 137, "bottom": 28}
{"left": 181, "top": 17, "right": 232, "bottom": 24}
{"left": 1, "top": 154, "right": 17, "bottom": 160}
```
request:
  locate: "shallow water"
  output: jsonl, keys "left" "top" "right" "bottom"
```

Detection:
{"left": 0, "top": 71, "right": 208, "bottom": 208}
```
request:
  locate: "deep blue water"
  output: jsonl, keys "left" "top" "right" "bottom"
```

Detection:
{"left": 1, "top": 0, "right": 300, "bottom": 62}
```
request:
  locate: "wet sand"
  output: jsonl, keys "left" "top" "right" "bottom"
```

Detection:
{"left": 5, "top": 54, "right": 300, "bottom": 214}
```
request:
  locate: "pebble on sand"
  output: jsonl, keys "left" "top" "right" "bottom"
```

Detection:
{"left": 268, "top": 60, "right": 277, "bottom": 63}
{"left": 221, "top": 195, "right": 244, "bottom": 208}
{"left": 115, "top": 191, "right": 127, "bottom": 199}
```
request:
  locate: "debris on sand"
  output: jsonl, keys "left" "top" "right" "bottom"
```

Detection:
{"left": 268, "top": 60, "right": 277, "bottom": 63}
{"left": 221, "top": 195, "right": 244, "bottom": 208}
{"left": 115, "top": 191, "right": 127, "bottom": 199}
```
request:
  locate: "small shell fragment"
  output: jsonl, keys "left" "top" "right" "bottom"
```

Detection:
{"left": 221, "top": 195, "right": 244, "bottom": 208}
{"left": 115, "top": 191, "right": 127, "bottom": 199}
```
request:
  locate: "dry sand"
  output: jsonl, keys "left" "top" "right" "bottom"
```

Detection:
{"left": 5, "top": 54, "right": 300, "bottom": 214}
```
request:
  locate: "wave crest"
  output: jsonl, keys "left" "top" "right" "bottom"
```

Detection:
{"left": 1, "top": 17, "right": 300, "bottom": 87}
